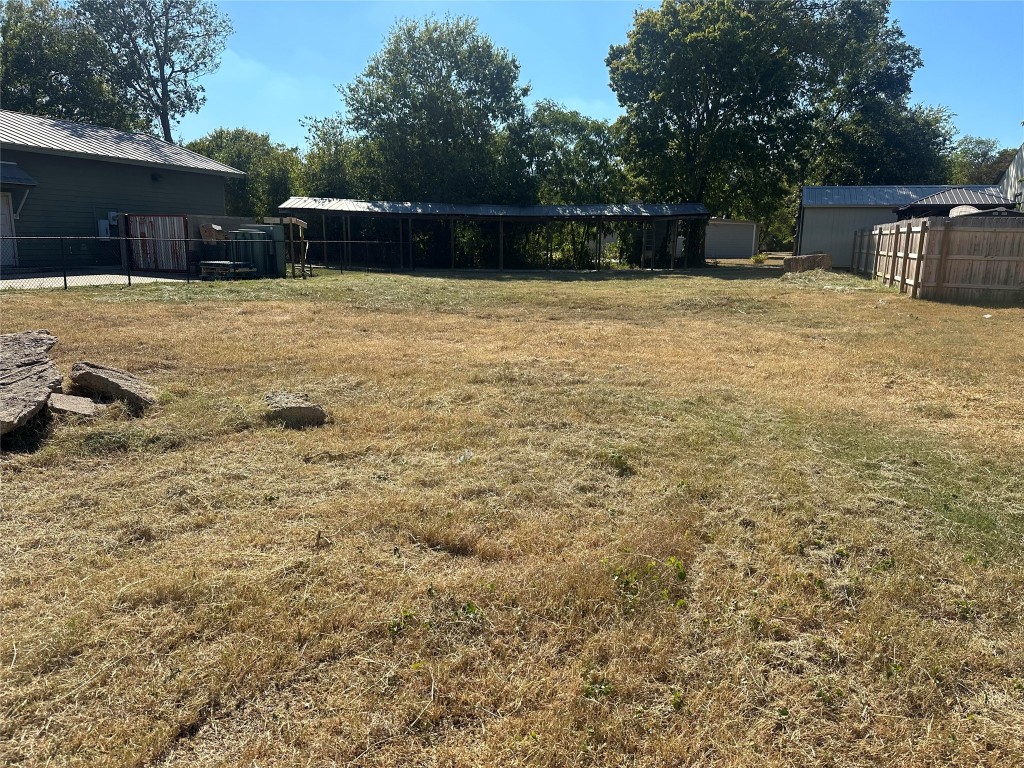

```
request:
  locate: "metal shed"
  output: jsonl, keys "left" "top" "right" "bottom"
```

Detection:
{"left": 703, "top": 218, "right": 758, "bottom": 258}
{"left": 794, "top": 185, "right": 1004, "bottom": 269}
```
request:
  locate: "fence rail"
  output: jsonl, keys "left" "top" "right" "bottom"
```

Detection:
{"left": 1, "top": 235, "right": 333, "bottom": 290}
{"left": 852, "top": 217, "right": 1024, "bottom": 304}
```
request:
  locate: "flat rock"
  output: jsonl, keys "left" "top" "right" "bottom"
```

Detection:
{"left": 70, "top": 361, "right": 156, "bottom": 410}
{"left": 784, "top": 252, "right": 832, "bottom": 273}
{"left": 1, "top": 330, "right": 62, "bottom": 435}
{"left": 49, "top": 392, "right": 105, "bottom": 417}
{"left": 265, "top": 392, "right": 328, "bottom": 428}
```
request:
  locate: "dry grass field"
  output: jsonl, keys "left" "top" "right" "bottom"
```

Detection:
{"left": 2, "top": 267, "right": 1022, "bottom": 767}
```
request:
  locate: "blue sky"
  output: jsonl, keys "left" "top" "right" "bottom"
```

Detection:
{"left": 176, "top": 1, "right": 1024, "bottom": 151}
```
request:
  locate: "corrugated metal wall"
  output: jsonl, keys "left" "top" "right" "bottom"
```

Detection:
{"left": 797, "top": 207, "right": 899, "bottom": 268}
{"left": 705, "top": 220, "right": 757, "bottom": 258}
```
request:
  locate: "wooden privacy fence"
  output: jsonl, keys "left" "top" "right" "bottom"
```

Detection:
{"left": 852, "top": 217, "right": 1024, "bottom": 304}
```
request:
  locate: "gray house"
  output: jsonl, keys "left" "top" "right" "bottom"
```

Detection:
{"left": 0, "top": 109, "right": 243, "bottom": 269}
{"left": 794, "top": 185, "right": 1005, "bottom": 268}
{"left": 999, "top": 143, "right": 1024, "bottom": 206}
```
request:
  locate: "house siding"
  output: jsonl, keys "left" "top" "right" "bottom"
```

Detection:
{"left": 999, "top": 144, "right": 1024, "bottom": 205}
{"left": 1, "top": 148, "right": 226, "bottom": 268}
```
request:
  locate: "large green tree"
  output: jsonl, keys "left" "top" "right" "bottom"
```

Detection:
{"left": 529, "top": 100, "right": 625, "bottom": 205}
{"left": 607, "top": 0, "right": 811, "bottom": 219}
{"left": 811, "top": 102, "right": 954, "bottom": 185}
{"left": 805, "top": 1, "right": 951, "bottom": 185}
{"left": 77, "top": 0, "right": 232, "bottom": 141}
{"left": 949, "top": 136, "right": 1019, "bottom": 186}
{"left": 0, "top": 0, "right": 146, "bottom": 130}
{"left": 338, "top": 15, "right": 534, "bottom": 204}
{"left": 607, "top": 0, "right": 950, "bottom": 253}
{"left": 186, "top": 128, "right": 301, "bottom": 218}
{"left": 300, "top": 117, "right": 361, "bottom": 200}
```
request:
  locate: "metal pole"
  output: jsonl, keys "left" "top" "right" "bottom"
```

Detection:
{"left": 403, "top": 218, "right": 411, "bottom": 272}
{"left": 397, "top": 217, "right": 403, "bottom": 271}
{"left": 547, "top": 225, "right": 552, "bottom": 270}
{"left": 61, "top": 238, "right": 68, "bottom": 290}
{"left": 450, "top": 220, "right": 456, "bottom": 269}
{"left": 499, "top": 219, "right": 504, "bottom": 271}
{"left": 126, "top": 237, "right": 132, "bottom": 286}
{"left": 289, "top": 222, "right": 295, "bottom": 278}
{"left": 671, "top": 220, "right": 678, "bottom": 270}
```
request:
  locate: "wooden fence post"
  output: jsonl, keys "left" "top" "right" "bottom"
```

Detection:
{"left": 887, "top": 224, "right": 901, "bottom": 287}
{"left": 872, "top": 227, "right": 882, "bottom": 278}
{"left": 911, "top": 220, "right": 928, "bottom": 298}
{"left": 934, "top": 221, "right": 952, "bottom": 300}
{"left": 900, "top": 222, "right": 913, "bottom": 293}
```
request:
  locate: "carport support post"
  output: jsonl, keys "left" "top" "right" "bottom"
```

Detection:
{"left": 288, "top": 221, "right": 295, "bottom": 278}
{"left": 450, "top": 220, "right": 456, "bottom": 269}
{"left": 346, "top": 216, "right": 352, "bottom": 266}
{"left": 499, "top": 219, "right": 504, "bottom": 271}
{"left": 670, "top": 220, "right": 679, "bottom": 270}
{"left": 397, "top": 217, "right": 403, "bottom": 270}
{"left": 322, "top": 214, "right": 327, "bottom": 268}
{"left": 61, "top": 238, "right": 68, "bottom": 290}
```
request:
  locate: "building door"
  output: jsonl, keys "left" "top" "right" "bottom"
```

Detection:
{"left": 0, "top": 192, "right": 17, "bottom": 267}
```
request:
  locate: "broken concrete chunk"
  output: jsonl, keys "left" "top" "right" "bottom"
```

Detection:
{"left": 265, "top": 392, "right": 328, "bottom": 428}
{"left": 784, "top": 252, "right": 832, "bottom": 273}
{"left": 1, "top": 330, "right": 63, "bottom": 435}
{"left": 70, "top": 361, "right": 156, "bottom": 410}
{"left": 48, "top": 392, "right": 105, "bottom": 417}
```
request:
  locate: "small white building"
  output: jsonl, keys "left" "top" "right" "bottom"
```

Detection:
{"left": 704, "top": 218, "right": 758, "bottom": 258}
{"left": 794, "top": 185, "right": 1004, "bottom": 268}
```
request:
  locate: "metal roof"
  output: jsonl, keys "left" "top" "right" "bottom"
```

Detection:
{"left": 0, "top": 109, "right": 244, "bottom": 178}
{"left": 898, "top": 187, "right": 1014, "bottom": 207}
{"left": 801, "top": 185, "right": 1002, "bottom": 207}
{"left": 0, "top": 162, "right": 37, "bottom": 186}
{"left": 279, "top": 197, "right": 709, "bottom": 220}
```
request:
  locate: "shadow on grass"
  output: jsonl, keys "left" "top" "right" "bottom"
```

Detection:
{"left": 403, "top": 264, "right": 784, "bottom": 283}
{"left": 1, "top": 410, "right": 53, "bottom": 454}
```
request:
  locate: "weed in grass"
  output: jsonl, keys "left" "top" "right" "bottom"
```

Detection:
{"left": 600, "top": 449, "right": 635, "bottom": 477}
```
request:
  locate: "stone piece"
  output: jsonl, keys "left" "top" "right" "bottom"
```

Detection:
{"left": 70, "top": 361, "right": 156, "bottom": 410}
{"left": 784, "top": 252, "right": 832, "bottom": 273}
{"left": 48, "top": 393, "right": 105, "bottom": 417}
{"left": 265, "top": 392, "right": 328, "bottom": 428}
{"left": 1, "top": 330, "right": 62, "bottom": 435}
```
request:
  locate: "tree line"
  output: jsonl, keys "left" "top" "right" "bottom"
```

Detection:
{"left": 1, "top": 0, "right": 1017, "bottom": 255}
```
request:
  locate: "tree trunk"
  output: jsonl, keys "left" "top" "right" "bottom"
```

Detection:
{"left": 159, "top": 109, "right": 172, "bottom": 142}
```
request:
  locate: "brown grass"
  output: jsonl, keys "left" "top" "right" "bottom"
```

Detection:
{"left": 2, "top": 267, "right": 1022, "bottom": 767}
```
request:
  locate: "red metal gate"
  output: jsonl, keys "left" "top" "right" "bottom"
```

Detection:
{"left": 126, "top": 214, "right": 188, "bottom": 271}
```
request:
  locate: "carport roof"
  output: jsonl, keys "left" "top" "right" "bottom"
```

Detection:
{"left": 801, "top": 185, "right": 1002, "bottom": 207}
{"left": 279, "top": 197, "right": 709, "bottom": 220}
